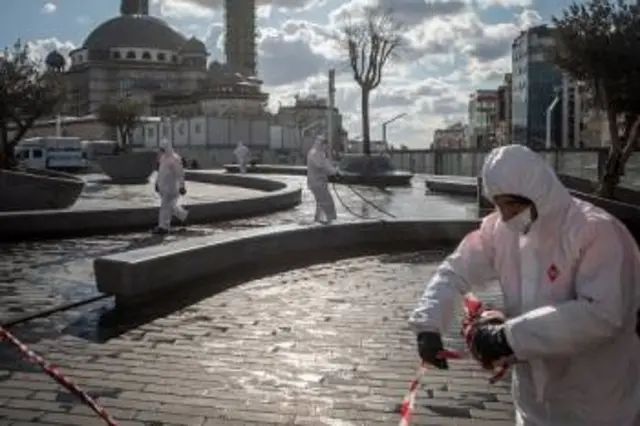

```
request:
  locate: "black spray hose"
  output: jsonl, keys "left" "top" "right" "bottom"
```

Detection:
{"left": 331, "top": 181, "right": 370, "bottom": 220}
{"left": 345, "top": 184, "right": 396, "bottom": 218}
{"left": 331, "top": 180, "right": 396, "bottom": 220}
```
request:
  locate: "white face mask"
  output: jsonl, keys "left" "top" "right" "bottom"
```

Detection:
{"left": 504, "top": 206, "right": 533, "bottom": 234}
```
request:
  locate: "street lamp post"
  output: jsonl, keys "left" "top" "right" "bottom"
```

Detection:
{"left": 382, "top": 113, "right": 407, "bottom": 150}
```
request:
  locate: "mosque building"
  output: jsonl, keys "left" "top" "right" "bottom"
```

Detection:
{"left": 29, "top": 0, "right": 345, "bottom": 166}
{"left": 57, "top": 0, "right": 266, "bottom": 118}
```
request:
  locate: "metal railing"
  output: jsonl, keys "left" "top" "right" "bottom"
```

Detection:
{"left": 388, "top": 148, "right": 640, "bottom": 190}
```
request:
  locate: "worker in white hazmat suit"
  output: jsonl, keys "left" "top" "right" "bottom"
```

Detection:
{"left": 153, "top": 139, "right": 188, "bottom": 234}
{"left": 306, "top": 135, "right": 339, "bottom": 224}
{"left": 234, "top": 141, "right": 251, "bottom": 173}
{"left": 409, "top": 145, "right": 640, "bottom": 426}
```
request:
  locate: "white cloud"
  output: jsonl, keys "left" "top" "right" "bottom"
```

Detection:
{"left": 154, "top": 0, "right": 323, "bottom": 20}
{"left": 24, "top": 38, "right": 75, "bottom": 70}
{"left": 41, "top": 2, "right": 57, "bottom": 14}
{"left": 154, "top": 0, "right": 216, "bottom": 19}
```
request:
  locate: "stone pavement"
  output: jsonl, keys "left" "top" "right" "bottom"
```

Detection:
{"left": 0, "top": 175, "right": 478, "bottom": 323}
{"left": 0, "top": 251, "right": 513, "bottom": 426}
{"left": 74, "top": 173, "right": 262, "bottom": 210}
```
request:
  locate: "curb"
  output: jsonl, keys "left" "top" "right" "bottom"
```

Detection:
{"left": 0, "top": 172, "right": 302, "bottom": 242}
{"left": 93, "top": 219, "right": 479, "bottom": 310}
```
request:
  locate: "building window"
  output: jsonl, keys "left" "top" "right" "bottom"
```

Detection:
{"left": 148, "top": 127, "right": 155, "bottom": 138}
{"left": 178, "top": 123, "right": 185, "bottom": 135}
{"left": 171, "top": 55, "right": 178, "bottom": 63}
{"left": 142, "top": 51, "right": 151, "bottom": 60}
{"left": 157, "top": 53, "right": 166, "bottom": 61}
{"left": 112, "top": 51, "right": 121, "bottom": 59}
{"left": 126, "top": 51, "right": 136, "bottom": 59}
{"left": 194, "top": 123, "right": 202, "bottom": 134}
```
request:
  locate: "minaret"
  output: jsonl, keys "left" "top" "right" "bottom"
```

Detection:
{"left": 224, "top": 0, "right": 257, "bottom": 77}
{"left": 120, "top": 0, "right": 148, "bottom": 15}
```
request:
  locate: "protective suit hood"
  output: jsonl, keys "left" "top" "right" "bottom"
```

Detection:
{"left": 160, "top": 138, "right": 175, "bottom": 155}
{"left": 481, "top": 145, "right": 573, "bottom": 221}
{"left": 312, "top": 135, "right": 327, "bottom": 150}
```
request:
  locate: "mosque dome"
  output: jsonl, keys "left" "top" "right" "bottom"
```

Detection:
{"left": 82, "top": 15, "right": 186, "bottom": 51}
{"left": 45, "top": 50, "right": 66, "bottom": 70}
{"left": 180, "top": 37, "right": 207, "bottom": 55}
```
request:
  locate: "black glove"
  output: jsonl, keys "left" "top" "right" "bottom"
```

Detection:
{"left": 179, "top": 187, "right": 186, "bottom": 195}
{"left": 417, "top": 332, "right": 448, "bottom": 370}
{"left": 471, "top": 323, "right": 513, "bottom": 369}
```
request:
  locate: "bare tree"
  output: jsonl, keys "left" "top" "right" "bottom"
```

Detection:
{"left": 336, "top": 7, "right": 403, "bottom": 156}
{"left": 0, "top": 40, "right": 65, "bottom": 169}
{"left": 96, "top": 96, "right": 144, "bottom": 153}
{"left": 551, "top": 0, "right": 640, "bottom": 198}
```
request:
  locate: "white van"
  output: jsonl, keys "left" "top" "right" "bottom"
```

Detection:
{"left": 15, "top": 137, "right": 88, "bottom": 170}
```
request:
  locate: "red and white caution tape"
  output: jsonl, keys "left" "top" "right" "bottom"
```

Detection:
{"left": 399, "top": 295, "right": 512, "bottom": 425}
{"left": 0, "top": 327, "right": 118, "bottom": 426}
{"left": 397, "top": 365, "right": 425, "bottom": 426}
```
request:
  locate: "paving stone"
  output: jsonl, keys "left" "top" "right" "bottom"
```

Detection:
{"left": 0, "top": 251, "right": 514, "bottom": 425}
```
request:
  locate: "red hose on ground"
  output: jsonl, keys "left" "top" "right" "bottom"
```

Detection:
{"left": 0, "top": 327, "right": 118, "bottom": 426}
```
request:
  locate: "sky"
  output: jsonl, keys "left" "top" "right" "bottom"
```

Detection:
{"left": 0, "top": 0, "right": 580, "bottom": 148}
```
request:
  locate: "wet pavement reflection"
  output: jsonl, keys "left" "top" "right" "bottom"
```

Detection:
{"left": 0, "top": 252, "right": 512, "bottom": 425}
{"left": 75, "top": 173, "right": 262, "bottom": 210}
{"left": 0, "top": 173, "right": 509, "bottom": 425}
{"left": 0, "top": 173, "right": 477, "bottom": 323}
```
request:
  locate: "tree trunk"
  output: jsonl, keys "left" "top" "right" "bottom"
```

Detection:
{"left": 361, "top": 87, "right": 371, "bottom": 156}
{"left": 598, "top": 147, "right": 622, "bottom": 198}
{"left": 118, "top": 126, "right": 129, "bottom": 153}
{"left": 0, "top": 123, "right": 9, "bottom": 169}
{"left": 597, "top": 110, "right": 640, "bottom": 199}
{"left": 0, "top": 123, "right": 15, "bottom": 170}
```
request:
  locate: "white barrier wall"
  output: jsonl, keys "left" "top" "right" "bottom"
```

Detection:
{"left": 130, "top": 115, "right": 313, "bottom": 165}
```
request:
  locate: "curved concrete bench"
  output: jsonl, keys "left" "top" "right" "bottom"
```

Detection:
{"left": 94, "top": 219, "right": 478, "bottom": 309}
{"left": 425, "top": 176, "right": 477, "bottom": 196}
{"left": 0, "top": 168, "right": 85, "bottom": 211}
{"left": 224, "top": 164, "right": 307, "bottom": 175}
{"left": 0, "top": 172, "right": 301, "bottom": 242}
{"left": 225, "top": 164, "right": 413, "bottom": 186}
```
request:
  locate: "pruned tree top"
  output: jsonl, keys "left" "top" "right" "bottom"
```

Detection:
{"left": 96, "top": 96, "right": 144, "bottom": 147}
{"left": 97, "top": 97, "right": 143, "bottom": 127}
{"left": 336, "top": 6, "right": 405, "bottom": 90}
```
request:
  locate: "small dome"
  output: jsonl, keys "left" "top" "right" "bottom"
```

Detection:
{"left": 83, "top": 15, "right": 186, "bottom": 50}
{"left": 45, "top": 50, "right": 66, "bottom": 70}
{"left": 180, "top": 37, "right": 207, "bottom": 55}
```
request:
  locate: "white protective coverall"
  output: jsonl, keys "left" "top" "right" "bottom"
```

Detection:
{"left": 156, "top": 139, "right": 188, "bottom": 231}
{"left": 234, "top": 141, "right": 251, "bottom": 173}
{"left": 306, "top": 136, "right": 338, "bottom": 223}
{"left": 409, "top": 145, "right": 640, "bottom": 426}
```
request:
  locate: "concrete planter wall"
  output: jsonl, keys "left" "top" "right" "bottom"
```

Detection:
{"left": 337, "top": 154, "right": 413, "bottom": 186}
{"left": 339, "top": 154, "right": 395, "bottom": 173}
{"left": 0, "top": 168, "right": 85, "bottom": 212}
{"left": 98, "top": 150, "right": 157, "bottom": 184}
